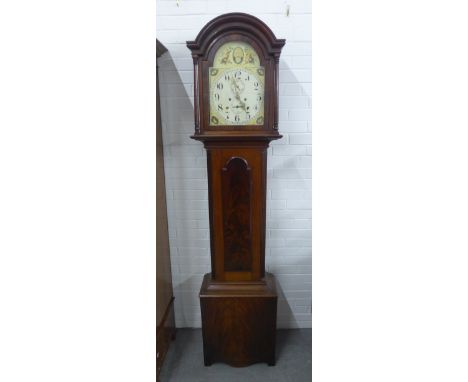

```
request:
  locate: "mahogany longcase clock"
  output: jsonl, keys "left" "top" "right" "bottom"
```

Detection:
{"left": 187, "top": 13, "right": 285, "bottom": 367}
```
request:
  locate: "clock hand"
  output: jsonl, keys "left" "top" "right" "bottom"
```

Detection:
{"left": 230, "top": 77, "right": 240, "bottom": 93}
{"left": 229, "top": 77, "right": 247, "bottom": 111}
{"left": 234, "top": 92, "right": 246, "bottom": 111}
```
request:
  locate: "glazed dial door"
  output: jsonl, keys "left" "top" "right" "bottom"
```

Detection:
{"left": 209, "top": 41, "right": 265, "bottom": 126}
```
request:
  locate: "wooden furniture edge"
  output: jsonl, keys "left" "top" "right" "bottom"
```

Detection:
{"left": 156, "top": 296, "right": 176, "bottom": 381}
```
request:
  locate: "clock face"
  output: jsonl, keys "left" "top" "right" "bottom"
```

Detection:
{"left": 209, "top": 41, "right": 265, "bottom": 126}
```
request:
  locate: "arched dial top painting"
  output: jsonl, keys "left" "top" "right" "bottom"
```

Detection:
{"left": 209, "top": 41, "right": 265, "bottom": 126}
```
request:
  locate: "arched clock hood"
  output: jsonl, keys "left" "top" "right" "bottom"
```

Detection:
{"left": 187, "top": 13, "right": 285, "bottom": 141}
{"left": 186, "top": 12, "right": 286, "bottom": 58}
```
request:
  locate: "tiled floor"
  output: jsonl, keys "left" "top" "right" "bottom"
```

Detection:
{"left": 160, "top": 329, "right": 311, "bottom": 382}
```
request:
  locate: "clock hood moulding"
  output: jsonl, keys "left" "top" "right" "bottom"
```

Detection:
{"left": 186, "top": 12, "right": 286, "bottom": 59}
{"left": 187, "top": 12, "right": 285, "bottom": 142}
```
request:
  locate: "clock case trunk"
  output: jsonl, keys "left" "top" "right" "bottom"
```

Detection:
{"left": 187, "top": 13, "right": 285, "bottom": 367}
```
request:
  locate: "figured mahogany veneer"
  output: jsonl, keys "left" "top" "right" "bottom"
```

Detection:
{"left": 222, "top": 157, "right": 252, "bottom": 272}
{"left": 187, "top": 13, "right": 285, "bottom": 367}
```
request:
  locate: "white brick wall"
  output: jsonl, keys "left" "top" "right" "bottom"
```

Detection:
{"left": 157, "top": 0, "right": 311, "bottom": 328}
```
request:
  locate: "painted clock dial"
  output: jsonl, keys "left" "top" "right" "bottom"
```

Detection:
{"left": 209, "top": 41, "right": 265, "bottom": 126}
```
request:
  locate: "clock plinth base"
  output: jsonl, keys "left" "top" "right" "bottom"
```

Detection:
{"left": 199, "top": 272, "right": 278, "bottom": 367}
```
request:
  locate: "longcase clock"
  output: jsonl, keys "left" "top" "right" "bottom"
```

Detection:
{"left": 187, "top": 13, "right": 285, "bottom": 367}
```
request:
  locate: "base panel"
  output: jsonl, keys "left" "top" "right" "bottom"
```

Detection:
{"left": 200, "top": 272, "right": 278, "bottom": 367}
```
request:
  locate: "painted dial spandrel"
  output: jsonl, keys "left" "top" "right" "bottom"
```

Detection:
{"left": 209, "top": 41, "right": 265, "bottom": 126}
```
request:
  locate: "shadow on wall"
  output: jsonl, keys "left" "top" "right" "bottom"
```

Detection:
{"left": 275, "top": 280, "right": 299, "bottom": 330}
{"left": 158, "top": 50, "right": 209, "bottom": 328}
{"left": 158, "top": 50, "right": 310, "bottom": 328}
{"left": 266, "top": 61, "right": 311, "bottom": 328}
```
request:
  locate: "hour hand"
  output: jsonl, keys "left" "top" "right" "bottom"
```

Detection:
{"left": 235, "top": 93, "right": 246, "bottom": 110}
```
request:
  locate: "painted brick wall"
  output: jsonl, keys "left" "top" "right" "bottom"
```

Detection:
{"left": 157, "top": 0, "right": 311, "bottom": 328}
